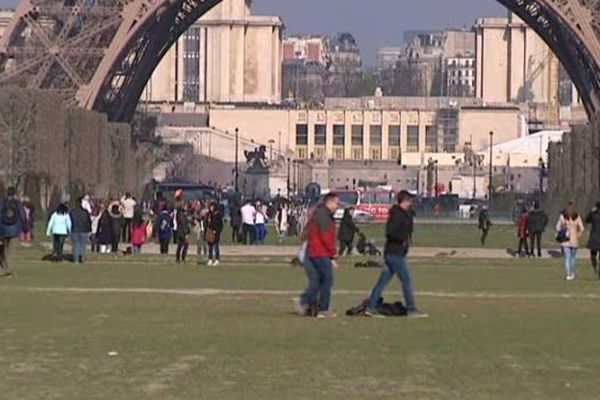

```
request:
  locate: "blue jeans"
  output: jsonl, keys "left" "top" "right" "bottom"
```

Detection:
{"left": 300, "top": 257, "right": 334, "bottom": 312}
{"left": 132, "top": 245, "right": 142, "bottom": 255}
{"left": 255, "top": 224, "right": 266, "bottom": 245}
{"left": 208, "top": 242, "right": 220, "bottom": 261}
{"left": 563, "top": 246, "right": 578, "bottom": 276}
{"left": 71, "top": 232, "right": 88, "bottom": 262}
{"left": 368, "top": 254, "right": 417, "bottom": 312}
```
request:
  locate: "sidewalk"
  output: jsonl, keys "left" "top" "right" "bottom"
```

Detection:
{"left": 39, "top": 242, "right": 566, "bottom": 260}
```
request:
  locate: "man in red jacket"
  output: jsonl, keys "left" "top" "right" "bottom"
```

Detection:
{"left": 294, "top": 193, "right": 340, "bottom": 318}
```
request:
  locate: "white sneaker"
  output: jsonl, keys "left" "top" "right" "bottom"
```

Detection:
{"left": 293, "top": 297, "right": 307, "bottom": 316}
{"left": 207, "top": 260, "right": 214, "bottom": 266}
{"left": 566, "top": 274, "right": 575, "bottom": 281}
{"left": 213, "top": 260, "right": 219, "bottom": 266}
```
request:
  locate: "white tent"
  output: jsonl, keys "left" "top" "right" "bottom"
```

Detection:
{"left": 485, "top": 130, "right": 564, "bottom": 161}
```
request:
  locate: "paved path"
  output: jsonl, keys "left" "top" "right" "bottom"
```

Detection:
{"left": 83, "top": 243, "right": 566, "bottom": 260}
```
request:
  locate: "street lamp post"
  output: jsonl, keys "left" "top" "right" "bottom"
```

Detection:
{"left": 471, "top": 135, "right": 476, "bottom": 200}
{"left": 234, "top": 128, "right": 239, "bottom": 194}
{"left": 278, "top": 132, "right": 282, "bottom": 156}
{"left": 268, "top": 139, "right": 275, "bottom": 162}
{"left": 434, "top": 160, "right": 439, "bottom": 197}
{"left": 488, "top": 131, "right": 494, "bottom": 205}
{"left": 287, "top": 157, "right": 291, "bottom": 200}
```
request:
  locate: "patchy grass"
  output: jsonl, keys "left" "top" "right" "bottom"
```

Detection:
{"left": 1, "top": 247, "right": 600, "bottom": 399}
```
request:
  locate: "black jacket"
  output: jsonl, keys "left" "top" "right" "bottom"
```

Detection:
{"left": 230, "top": 205, "right": 242, "bottom": 228}
{"left": 70, "top": 207, "right": 92, "bottom": 233}
{"left": 586, "top": 210, "right": 600, "bottom": 250}
{"left": 478, "top": 210, "right": 490, "bottom": 230}
{"left": 384, "top": 205, "right": 413, "bottom": 256}
{"left": 207, "top": 211, "right": 224, "bottom": 241}
{"left": 175, "top": 208, "right": 191, "bottom": 239}
{"left": 338, "top": 211, "right": 359, "bottom": 243}
{"left": 527, "top": 209, "right": 548, "bottom": 233}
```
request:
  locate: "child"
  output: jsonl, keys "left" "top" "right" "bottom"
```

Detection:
{"left": 129, "top": 212, "right": 147, "bottom": 255}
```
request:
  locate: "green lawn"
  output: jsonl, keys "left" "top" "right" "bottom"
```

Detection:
{"left": 1, "top": 248, "right": 600, "bottom": 399}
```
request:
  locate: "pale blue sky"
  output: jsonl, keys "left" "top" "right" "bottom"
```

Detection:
{"left": 0, "top": 0, "right": 506, "bottom": 64}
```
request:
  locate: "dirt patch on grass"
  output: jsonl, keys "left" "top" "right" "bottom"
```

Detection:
{"left": 142, "top": 355, "right": 207, "bottom": 397}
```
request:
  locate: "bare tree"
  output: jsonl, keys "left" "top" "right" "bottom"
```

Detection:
{"left": 0, "top": 87, "right": 38, "bottom": 190}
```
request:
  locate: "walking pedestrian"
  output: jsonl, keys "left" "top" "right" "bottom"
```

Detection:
{"left": 129, "top": 210, "right": 147, "bottom": 255}
{"left": 516, "top": 208, "right": 529, "bottom": 257}
{"left": 556, "top": 203, "right": 585, "bottom": 281}
{"left": 46, "top": 203, "right": 72, "bottom": 262}
{"left": 230, "top": 201, "right": 242, "bottom": 243}
{"left": 108, "top": 201, "right": 123, "bottom": 253}
{"left": 364, "top": 190, "right": 427, "bottom": 318}
{"left": 527, "top": 201, "right": 548, "bottom": 257}
{"left": 293, "top": 193, "right": 340, "bottom": 318}
{"left": 254, "top": 201, "right": 268, "bottom": 245}
{"left": 120, "top": 193, "right": 137, "bottom": 243}
{"left": 96, "top": 204, "right": 113, "bottom": 253}
{"left": 20, "top": 197, "right": 35, "bottom": 243}
{"left": 69, "top": 197, "right": 92, "bottom": 263}
{"left": 276, "top": 203, "right": 289, "bottom": 243}
{"left": 175, "top": 202, "right": 191, "bottom": 263}
{"left": 338, "top": 207, "right": 360, "bottom": 256}
{"left": 585, "top": 202, "right": 600, "bottom": 279}
{"left": 241, "top": 200, "right": 256, "bottom": 245}
{"left": 154, "top": 205, "right": 173, "bottom": 255}
{"left": 478, "top": 205, "right": 492, "bottom": 246}
{"left": 90, "top": 205, "right": 101, "bottom": 253}
{"left": 0, "top": 187, "right": 25, "bottom": 276}
{"left": 206, "top": 201, "right": 224, "bottom": 266}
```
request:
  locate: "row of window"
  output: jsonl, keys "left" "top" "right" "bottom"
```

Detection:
{"left": 296, "top": 124, "right": 450, "bottom": 154}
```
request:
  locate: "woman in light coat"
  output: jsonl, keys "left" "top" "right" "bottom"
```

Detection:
{"left": 46, "top": 203, "right": 72, "bottom": 262}
{"left": 556, "top": 203, "right": 585, "bottom": 281}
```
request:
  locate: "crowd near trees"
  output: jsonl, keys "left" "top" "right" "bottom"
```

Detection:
{"left": 0, "top": 86, "right": 156, "bottom": 214}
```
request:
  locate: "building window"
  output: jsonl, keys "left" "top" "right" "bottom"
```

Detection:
{"left": 314, "top": 124, "right": 326, "bottom": 146}
{"left": 425, "top": 125, "right": 438, "bottom": 152}
{"left": 370, "top": 125, "right": 382, "bottom": 146}
{"left": 333, "top": 124, "right": 345, "bottom": 146}
{"left": 388, "top": 125, "right": 400, "bottom": 147}
{"left": 182, "top": 27, "right": 200, "bottom": 103}
{"left": 296, "top": 124, "right": 308, "bottom": 146}
{"left": 407, "top": 125, "right": 419, "bottom": 152}
{"left": 351, "top": 125, "right": 364, "bottom": 146}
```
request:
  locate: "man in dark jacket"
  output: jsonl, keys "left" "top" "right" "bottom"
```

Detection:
{"left": 585, "top": 202, "right": 600, "bottom": 278}
{"left": 70, "top": 197, "right": 92, "bottom": 263}
{"left": 229, "top": 202, "right": 242, "bottom": 243}
{"left": 294, "top": 193, "right": 339, "bottom": 318}
{"left": 478, "top": 205, "right": 491, "bottom": 246}
{"left": 527, "top": 201, "right": 548, "bottom": 257}
{"left": 0, "top": 187, "right": 25, "bottom": 276}
{"left": 338, "top": 207, "right": 360, "bottom": 256}
{"left": 365, "top": 190, "right": 426, "bottom": 318}
{"left": 175, "top": 203, "right": 191, "bottom": 263}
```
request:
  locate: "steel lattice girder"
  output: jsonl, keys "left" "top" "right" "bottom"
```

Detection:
{"left": 2, "top": 0, "right": 600, "bottom": 122}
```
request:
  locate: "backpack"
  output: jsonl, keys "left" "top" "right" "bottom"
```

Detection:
{"left": 1, "top": 199, "right": 19, "bottom": 226}
{"left": 158, "top": 214, "right": 172, "bottom": 237}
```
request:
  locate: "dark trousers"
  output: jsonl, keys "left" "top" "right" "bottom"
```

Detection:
{"left": 338, "top": 240, "right": 353, "bottom": 256}
{"left": 242, "top": 223, "right": 255, "bottom": 245}
{"left": 53, "top": 234, "right": 67, "bottom": 261}
{"left": 591, "top": 250, "right": 600, "bottom": 276}
{"left": 208, "top": 242, "right": 220, "bottom": 261}
{"left": 176, "top": 236, "right": 189, "bottom": 262}
{"left": 517, "top": 238, "right": 529, "bottom": 255}
{"left": 300, "top": 257, "right": 334, "bottom": 312}
{"left": 90, "top": 234, "right": 100, "bottom": 252}
{"left": 111, "top": 235, "right": 119, "bottom": 253}
{"left": 232, "top": 226, "right": 241, "bottom": 243}
{"left": 529, "top": 232, "right": 542, "bottom": 257}
{"left": 122, "top": 218, "right": 132, "bottom": 242}
{"left": 480, "top": 229, "right": 489, "bottom": 246}
{"left": 0, "top": 237, "right": 13, "bottom": 273}
{"left": 159, "top": 237, "right": 170, "bottom": 254}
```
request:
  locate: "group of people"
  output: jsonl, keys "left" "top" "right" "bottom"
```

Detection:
{"left": 294, "top": 191, "right": 427, "bottom": 318}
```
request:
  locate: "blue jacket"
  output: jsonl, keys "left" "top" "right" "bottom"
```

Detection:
{"left": 154, "top": 211, "right": 173, "bottom": 240}
{"left": 46, "top": 212, "right": 72, "bottom": 236}
{"left": 0, "top": 198, "right": 25, "bottom": 239}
